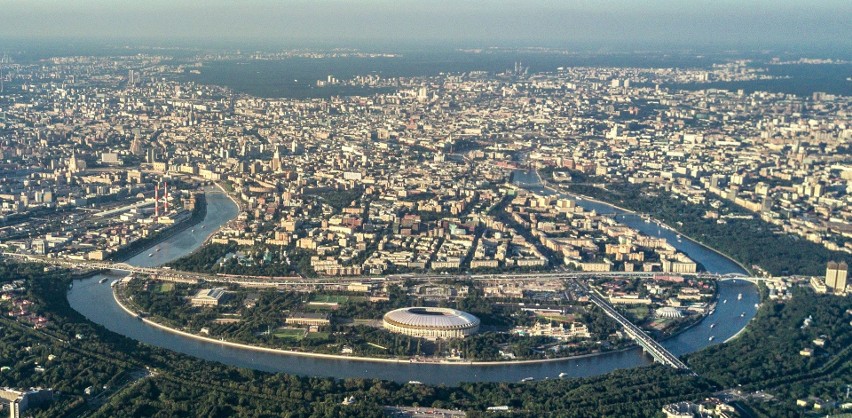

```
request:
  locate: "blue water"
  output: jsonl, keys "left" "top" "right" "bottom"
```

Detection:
{"left": 68, "top": 180, "right": 758, "bottom": 385}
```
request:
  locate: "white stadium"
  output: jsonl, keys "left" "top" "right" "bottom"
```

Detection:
{"left": 383, "top": 307, "right": 480, "bottom": 339}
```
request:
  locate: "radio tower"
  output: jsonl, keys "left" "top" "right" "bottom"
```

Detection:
{"left": 154, "top": 183, "right": 160, "bottom": 220}
{"left": 164, "top": 182, "right": 169, "bottom": 213}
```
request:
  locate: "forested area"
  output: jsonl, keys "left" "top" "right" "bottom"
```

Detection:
{"left": 165, "top": 242, "right": 315, "bottom": 277}
{"left": 687, "top": 287, "right": 852, "bottom": 416}
{"left": 0, "top": 260, "right": 716, "bottom": 417}
{"left": 3, "top": 259, "right": 849, "bottom": 417}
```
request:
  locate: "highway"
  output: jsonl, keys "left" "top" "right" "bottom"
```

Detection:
{"left": 2, "top": 252, "right": 782, "bottom": 288}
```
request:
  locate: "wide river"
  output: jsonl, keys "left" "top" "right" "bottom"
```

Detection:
{"left": 68, "top": 180, "right": 759, "bottom": 385}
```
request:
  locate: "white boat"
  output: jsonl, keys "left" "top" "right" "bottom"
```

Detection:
{"left": 148, "top": 253, "right": 153, "bottom": 257}
{"left": 558, "top": 372, "right": 568, "bottom": 378}
{"left": 201, "top": 225, "right": 206, "bottom": 229}
{"left": 740, "top": 312, "right": 745, "bottom": 318}
{"left": 156, "top": 247, "right": 161, "bottom": 252}
{"left": 754, "top": 303, "right": 759, "bottom": 308}
{"left": 520, "top": 377, "right": 534, "bottom": 382}
{"left": 709, "top": 309, "right": 715, "bottom": 315}
{"left": 407, "top": 381, "right": 423, "bottom": 385}
{"left": 709, "top": 336, "right": 714, "bottom": 341}
{"left": 98, "top": 278, "right": 109, "bottom": 284}
{"left": 723, "top": 299, "right": 727, "bottom": 304}
{"left": 191, "top": 229, "right": 195, "bottom": 232}
{"left": 737, "top": 293, "right": 743, "bottom": 300}
{"left": 710, "top": 323, "right": 716, "bottom": 328}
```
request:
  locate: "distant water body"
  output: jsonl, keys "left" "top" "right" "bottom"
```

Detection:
{"left": 668, "top": 64, "right": 852, "bottom": 97}
{"left": 183, "top": 52, "right": 850, "bottom": 98}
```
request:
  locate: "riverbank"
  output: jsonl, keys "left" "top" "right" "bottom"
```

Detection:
{"left": 68, "top": 169, "right": 759, "bottom": 384}
{"left": 534, "top": 172, "right": 753, "bottom": 275}
{"left": 111, "top": 282, "right": 644, "bottom": 366}
{"left": 110, "top": 194, "right": 208, "bottom": 262}
{"left": 202, "top": 182, "right": 241, "bottom": 246}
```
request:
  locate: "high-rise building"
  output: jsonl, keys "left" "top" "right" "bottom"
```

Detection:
{"left": 130, "top": 136, "right": 145, "bottom": 156}
{"left": 271, "top": 149, "right": 282, "bottom": 171}
{"left": 68, "top": 151, "right": 86, "bottom": 173}
{"left": 607, "top": 124, "right": 621, "bottom": 139}
{"left": 825, "top": 261, "right": 848, "bottom": 294}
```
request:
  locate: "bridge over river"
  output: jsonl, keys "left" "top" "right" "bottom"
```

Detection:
{"left": 585, "top": 285, "right": 692, "bottom": 370}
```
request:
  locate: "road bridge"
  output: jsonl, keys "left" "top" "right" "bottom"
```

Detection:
{"left": 584, "top": 285, "right": 691, "bottom": 371}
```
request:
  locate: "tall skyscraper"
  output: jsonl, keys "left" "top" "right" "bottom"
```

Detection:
{"left": 825, "top": 261, "right": 848, "bottom": 294}
{"left": 271, "top": 148, "right": 282, "bottom": 171}
{"left": 130, "top": 136, "right": 145, "bottom": 156}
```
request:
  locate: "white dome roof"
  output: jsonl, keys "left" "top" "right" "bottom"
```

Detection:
{"left": 655, "top": 307, "right": 684, "bottom": 318}
{"left": 384, "top": 307, "right": 480, "bottom": 330}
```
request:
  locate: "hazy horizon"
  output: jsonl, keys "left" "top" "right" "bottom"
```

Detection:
{"left": 1, "top": 0, "right": 850, "bottom": 53}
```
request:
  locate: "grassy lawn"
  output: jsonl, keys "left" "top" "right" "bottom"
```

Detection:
{"left": 273, "top": 328, "right": 306, "bottom": 341}
{"left": 310, "top": 294, "right": 350, "bottom": 304}
{"left": 305, "top": 332, "right": 330, "bottom": 340}
{"left": 157, "top": 283, "right": 175, "bottom": 293}
{"left": 535, "top": 314, "right": 576, "bottom": 323}
{"left": 304, "top": 304, "right": 337, "bottom": 312}
{"left": 625, "top": 306, "right": 650, "bottom": 322}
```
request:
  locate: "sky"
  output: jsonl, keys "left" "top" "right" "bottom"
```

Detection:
{"left": 0, "top": 0, "right": 850, "bottom": 51}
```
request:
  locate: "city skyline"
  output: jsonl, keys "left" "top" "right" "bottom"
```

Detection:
{"left": 0, "top": 2, "right": 850, "bottom": 417}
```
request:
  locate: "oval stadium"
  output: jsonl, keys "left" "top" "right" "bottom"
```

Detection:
{"left": 383, "top": 307, "right": 480, "bottom": 339}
